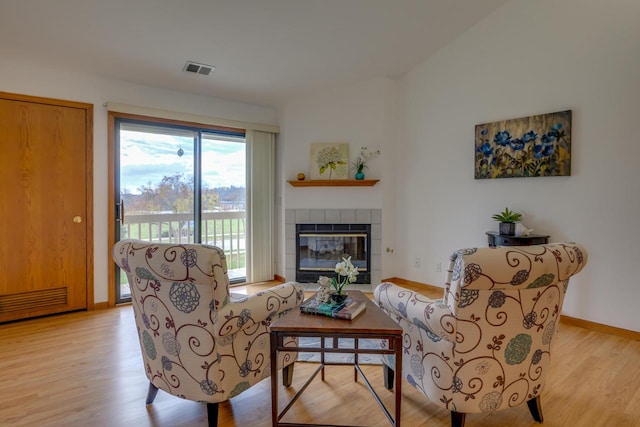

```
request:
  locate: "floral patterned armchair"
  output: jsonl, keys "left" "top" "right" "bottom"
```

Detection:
{"left": 374, "top": 243, "right": 587, "bottom": 427}
{"left": 112, "top": 239, "right": 305, "bottom": 426}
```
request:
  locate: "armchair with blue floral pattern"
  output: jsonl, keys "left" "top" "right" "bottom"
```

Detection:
{"left": 113, "top": 239, "right": 305, "bottom": 426}
{"left": 374, "top": 242, "right": 587, "bottom": 427}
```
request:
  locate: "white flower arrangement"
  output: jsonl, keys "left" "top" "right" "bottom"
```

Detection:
{"left": 316, "top": 256, "right": 359, "bottom": 303}
{"left": 352, "top": 146, "right": 380, "bottom": 174}
{"left": 331, "top": 256, "right": 359, "bottom": 294}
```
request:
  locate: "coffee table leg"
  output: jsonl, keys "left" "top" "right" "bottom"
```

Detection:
{"left": 320, "top": 337, "right": 325, "bottom": 381}
{"left": 354, "top": 338, "right": 359, "bottom": 382}
{"left": 394, "top": 335, "right": 402, "bottom": 426}
{"left": 270, "top": 332, "right": 279, "bottom": 427}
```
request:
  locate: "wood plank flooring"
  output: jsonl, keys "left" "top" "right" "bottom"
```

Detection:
{"left": 1, "top": 282, "right": 639, "bottom": 427}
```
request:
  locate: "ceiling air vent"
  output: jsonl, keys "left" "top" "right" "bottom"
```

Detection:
{"left": 183, "top": 61, "right": 215, "bottom": 76}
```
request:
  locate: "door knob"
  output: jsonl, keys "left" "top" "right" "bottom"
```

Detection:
{"left": 73, "top": 216, "right": 83, "bottom": 224}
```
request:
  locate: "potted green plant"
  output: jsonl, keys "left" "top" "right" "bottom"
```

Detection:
{"left": 492, "top": 207, "right": 523, "bottom": 236}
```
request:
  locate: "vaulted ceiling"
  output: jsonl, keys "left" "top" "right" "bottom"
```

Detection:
{"left": 0, "top": 0, "right": 509, "bottom": 107}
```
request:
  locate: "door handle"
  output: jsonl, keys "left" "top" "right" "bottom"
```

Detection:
{"left": 73, "top": 216, "right": 83, "bottom": 224}
{"left": 116, "top": 201, "right": 125, "bottom": 225}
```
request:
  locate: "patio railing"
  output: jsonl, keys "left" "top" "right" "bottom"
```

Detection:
{"left": 120, "top": 211, "right": 246, "bottom": 280}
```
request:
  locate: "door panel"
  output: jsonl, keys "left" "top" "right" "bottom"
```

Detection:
{"left": 116, "top": 121, "right": 196, "bottom": 301}
{"left": 0, "top": 95, "right": 91, "bottom": 322}
{"left": 113, "top": 118, "right": 247, "bottom": 303}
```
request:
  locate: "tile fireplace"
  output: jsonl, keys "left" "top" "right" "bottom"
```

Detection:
{"left": 285, "top": 209, "right": 381, "bottom": 291}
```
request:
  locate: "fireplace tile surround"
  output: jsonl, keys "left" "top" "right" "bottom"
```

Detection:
{"left": 285, "top": 209, "right": 381, "bottom": 292}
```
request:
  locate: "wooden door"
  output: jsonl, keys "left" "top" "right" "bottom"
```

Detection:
{"left": 0, "top": 93, "right": 93, "bottom": 322}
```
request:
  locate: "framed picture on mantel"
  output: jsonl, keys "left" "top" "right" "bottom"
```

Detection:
{"left": 475, "top": 110, "right": 572, "bottom": 179}
{"left": 310, "top": 143, "right": 349, "bottom": 180}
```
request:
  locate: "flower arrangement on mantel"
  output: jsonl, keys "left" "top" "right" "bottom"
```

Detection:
{"left": 351, "top": 146, "right": 380, "bottom": 179}
{"left": 316, "top": 256, "right": 359, "bottom": 304}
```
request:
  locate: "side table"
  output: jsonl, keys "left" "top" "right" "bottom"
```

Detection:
{"left": 486, "top": 231, "right": 550, "bottom": 247}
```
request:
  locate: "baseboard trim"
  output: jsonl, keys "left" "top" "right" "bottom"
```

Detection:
{"left": 560, "top": 315, "right": 640, "bottom": 341}
{"left": 381, "top": 277, "right": 443, "bottom": 293}
{"left": 382, "top": 277, "right": 639, "bottom": 341}
{"left": 93, "top": 302, "right": 109, "bottom": 310}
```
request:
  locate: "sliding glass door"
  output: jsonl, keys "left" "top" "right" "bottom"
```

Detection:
{"left": 114, "top": 118, "right": 246, "bottom": 303}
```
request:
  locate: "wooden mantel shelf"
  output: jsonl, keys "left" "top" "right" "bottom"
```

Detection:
{"left": 287, "top": 179, "right": 379, "bottom": 187}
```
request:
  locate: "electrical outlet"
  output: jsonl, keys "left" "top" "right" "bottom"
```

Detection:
{"left": 436, "top": 262, "right": 442, "bottom": 272}
{"left": 414, "top": 257, "right": 421, "bottom": 268}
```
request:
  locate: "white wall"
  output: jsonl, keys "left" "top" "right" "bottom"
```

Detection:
{"left": 0, "top": 60, "right": 278, "bottom": 304}
{"left": 276, "top": 78, "right": 399, "bottom": 279}
{"left": 396, "top": 0, "right": 640, "bottom": 331}
{"left": 277, "top": 0, "right": 640, "bottom": 332}
{"left": 4, "top": 0, "right": 638, "bottom": 332}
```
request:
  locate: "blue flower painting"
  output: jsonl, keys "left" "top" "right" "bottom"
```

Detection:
{"left": 475, "top": 110, "right": 571, "bottom": 179}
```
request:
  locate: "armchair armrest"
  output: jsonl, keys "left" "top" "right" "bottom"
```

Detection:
{"left": 374, "top": 282, "right": 455, "bottom": 342}
{"left": 215, "top": 282, "right": 305, "bottom": 337}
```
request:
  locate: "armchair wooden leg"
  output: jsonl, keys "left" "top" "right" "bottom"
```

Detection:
{"left": 282, "top": 363, "right": 295, "bottom": 387}
{"left": 382, "top": 363, "right": 394, "bottom": 390}
{"left": 451, "top": 411, "right": 466, "bottom": 427}
{"left": 527, "top": 395, "right": 544, "bottom": 422}
{"left": 145, "top": 382, "right": 159, "bottom": 405}
{"left": 207, "top": 402, "right": 219, "bottom": 427}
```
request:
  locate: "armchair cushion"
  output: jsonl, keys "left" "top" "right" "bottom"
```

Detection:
{"left": 374, "top": 282, "right": 454, "bottom": 342}
{"left": 215, "top": 282, "right": 305, "bottom": 337}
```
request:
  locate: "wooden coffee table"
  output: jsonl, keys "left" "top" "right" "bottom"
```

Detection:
{"left": 270, "top": 290, "right": 403, "bottom": 427}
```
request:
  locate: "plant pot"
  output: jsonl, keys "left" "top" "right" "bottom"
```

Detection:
{"left": 499, "top": 222, "right": 516, "bottom": 236}
{"left": 355, "top": 171, "right": 365, "bottom": 180}
{"left": 330, "top": 292, "right": 348, "bottom": 305}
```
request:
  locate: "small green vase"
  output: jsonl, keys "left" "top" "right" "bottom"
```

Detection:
{"left": 355, "top": 171, "right": 365, "bottom": 180}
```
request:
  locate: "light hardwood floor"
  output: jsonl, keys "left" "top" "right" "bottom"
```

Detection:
{"left": 1, "top": 282, "right": 639, "bottom": 427}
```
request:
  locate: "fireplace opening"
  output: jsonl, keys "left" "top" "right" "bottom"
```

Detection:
{"left": 295, "top": 224, "right": 371, "bottom": 284}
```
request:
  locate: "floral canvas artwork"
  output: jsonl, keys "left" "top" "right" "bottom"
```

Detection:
{"left": 475, "top": 110, "right": 572, "bottom": 179}
{"left": 310, "top": 143, "right": 349, "bottom": 180}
